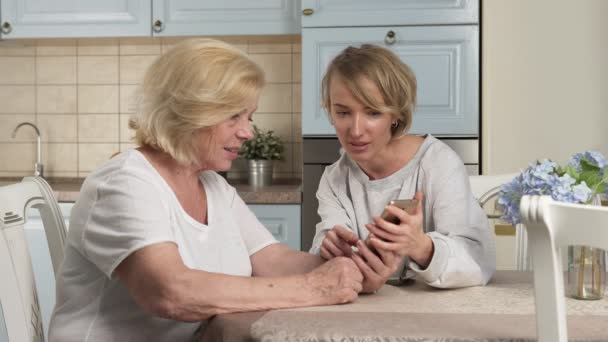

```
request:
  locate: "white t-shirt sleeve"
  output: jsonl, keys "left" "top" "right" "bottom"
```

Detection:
{"left": 221, "top": 183, "right": 277, "bottom": 256}
{"left": 82, "top": 170, "right": 175, "bottom": 279}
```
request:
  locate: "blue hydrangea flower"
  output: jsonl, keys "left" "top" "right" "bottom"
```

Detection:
{"left": 497, "top": 151, "right": 608, "bottom": 225}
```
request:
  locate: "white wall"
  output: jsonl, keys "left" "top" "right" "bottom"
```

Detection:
{"left": 482, "top": 0, "right": 608, "bottom": 174}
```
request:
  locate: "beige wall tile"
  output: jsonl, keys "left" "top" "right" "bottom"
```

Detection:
{"left": 44, "top": 170, "right": 78, "bottom": 178}
{"left": 258, "top": 84, "right": 292, "bottom": 113}
{"left": 249, "top": 54, "right": 291, "bottom": 83}
{"left": 248, "top": 36, "right": 291, "bottom": 53}
{"left": 43, "top": 143, "right": 78, "bottom": 173}
{"left": 292, "top": 53, "right": 301, "bottom": 83}
{"left": 0, "top": 57, "right": 35, "bottom": 84}
{"left": 120, "top": 55, "right": 158, "bottom": 84}
{"left": 0, "top": 170, "right": 40, "bottom": 177}
{"left": 0, "top": 115, "right": 36, "bottom": 142}
{"left": 0, "top": 143, "right": 36, "bottom": 171}
{"left": 36, "top": 39, "right": 77, "bottom": 55}
{"left": 120, "top": 85, "right": 139, "bottom": 113}
{"left": 78, "top": 56, "right": 119, "bottom": 84}
{"left": 274, "top": 142, "right": 293, "bottom": 173}
{"left": 78, "top": 143, "right": 119, "bottom": 172}
{"left": 0, "top": 40, "right": 36, "bottom": 56}
{"left": 292, "top": 113, "right": 302, "bottom": 143}
{"left": 119, "top": 142, "right": 138, "bottom": 152}
{"left": 78, "top": 85, "right": 119, "bottom": 113}
{"left": 77, "top": 38, "right": 119, "bottom": 55}
{"left": 37, "top": 56, "right": 77, "bottom": 84}
{"left": 119, "top": 114, "right": 135, "bottom": 142}
{"left": 253, "top": 113, "right": 292, "bottom": 141}
{"left": 37, "top": 86, "right": 77, "bottom": 114}
{"left": 0, "top": 86, "right": 36, "bottom": 113}
{"left": 78, "top": 114, "right": 119, "bottom": 142}
{"left": 119, "top": 37, "right": 161, "bottom": 55}
{"left": 292, "top": 38, "right": 301, "bottom": 53}
{"left": 37, "top": 114, "right": 77, "bottom": 142}
{"left": 292, "top": 83, "right": 301, "bottom": 113}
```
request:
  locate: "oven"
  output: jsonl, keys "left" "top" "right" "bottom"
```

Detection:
{"left": 301, "top": 137, "right": 480, "bottom": 251}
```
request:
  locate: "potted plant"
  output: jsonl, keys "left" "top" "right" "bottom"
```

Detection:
{"left": 239, "top": 125, "right": 284, "bottom": 187}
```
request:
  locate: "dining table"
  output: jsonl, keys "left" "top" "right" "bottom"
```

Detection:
{"left": 200, "top": 271, "right": 608, "bottom": 341}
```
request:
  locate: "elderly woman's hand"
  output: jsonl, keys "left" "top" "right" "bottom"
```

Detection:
{"left": 319, "top": 225, "right": 358, "bottom": 260}
{"left": 351, "top": 238, "right": 401, "bottom": 293}
{"left": 365, "top": 192, "right": 434, "bottom": 268}
{"left": 306, "top": 256, "right": 364, "bottom": 304}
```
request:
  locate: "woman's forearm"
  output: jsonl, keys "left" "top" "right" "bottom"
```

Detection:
{"left": 156, "top": 257, "right": 359, "bottom": 322}
{"left": 251, "top": 244, "right": 324, "bottom": 277}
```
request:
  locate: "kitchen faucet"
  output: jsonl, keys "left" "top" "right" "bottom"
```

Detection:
{"left": 12, "top": 122, "right": 44, "bottom": 178}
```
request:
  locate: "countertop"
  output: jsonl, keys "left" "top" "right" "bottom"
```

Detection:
{"left": 0, "top": 177, "right": 302, "bottom": 204}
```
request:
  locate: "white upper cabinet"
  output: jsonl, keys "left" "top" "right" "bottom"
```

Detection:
{"left": 0, "top": 0, "right": 301, "bottom": 39}
{"left": 0, "top": 0, "right": 151, "bottom": 38}
{"left": 152, "top": 0, "right": 300, "bottom": 36}
{"left": 302, "top": 26, "right": 479, "bottom": 136}
{"left": 301, "top": 0, "right": 478, "bottom": 27}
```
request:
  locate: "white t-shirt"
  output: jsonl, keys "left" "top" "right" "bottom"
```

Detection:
{"left": 49, "top": 149, "right": 277, "bottom": 342}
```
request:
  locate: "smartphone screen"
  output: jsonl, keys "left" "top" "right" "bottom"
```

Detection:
{"left": 380, "top": 199, "right": 418, "bottom": 224}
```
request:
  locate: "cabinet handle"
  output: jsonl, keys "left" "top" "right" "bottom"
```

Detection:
{"left": 302, "top": 8, "right": 314, "bottom": 16}
{"left": 1, "top": 22, "right": 12, "bottom": 34}
{"left": 152, "top": 19, "right": 164, "bottom": 33}
{"left": 384, "top": 30, "right": 396, "bottom": 45}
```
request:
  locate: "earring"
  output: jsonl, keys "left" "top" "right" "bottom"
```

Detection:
{"left": 391, "top": 121, "right": 398, "bottom": 128}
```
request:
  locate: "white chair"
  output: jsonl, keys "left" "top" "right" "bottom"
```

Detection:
{"left": 520, "top": 195, "right": 608, "bottom": 342}
{"left": 469, "top": 173, "right": 530, "bottom": 270}
{"left": 0, "top": 176, "right": 67, "bottom": 342}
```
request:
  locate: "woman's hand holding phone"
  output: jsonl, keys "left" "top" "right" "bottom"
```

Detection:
{"left": 365, "top": 192, "right": 434, "bottom": 268}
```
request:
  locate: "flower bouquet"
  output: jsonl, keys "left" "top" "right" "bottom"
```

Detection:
{"left": 497, "top": 150, "right": 608, "bottom": 299}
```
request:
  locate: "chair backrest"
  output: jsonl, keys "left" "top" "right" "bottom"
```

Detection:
{"left": 520, "top": 195, "right": 608, "bottom": 342}
{"left": 0, "top": 176, "right": 67, "bottom": 342}
{"left": 468, "top": 173, "right": 530, "bottom": 270}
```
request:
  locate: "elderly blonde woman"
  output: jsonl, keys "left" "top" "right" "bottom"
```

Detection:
{"left": 310, "top": 44, "right": 495, "bottom": 293}
{"left": 49, "top": 39, "right": 363, "bottom": 342}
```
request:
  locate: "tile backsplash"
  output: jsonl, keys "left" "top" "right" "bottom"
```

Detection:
{"left": 0, "top": 36, "right": 302, "bottom": 179}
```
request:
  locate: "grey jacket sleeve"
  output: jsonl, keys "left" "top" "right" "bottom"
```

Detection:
{"left": 408, "top": 161, "right": 496, "bottom": 288}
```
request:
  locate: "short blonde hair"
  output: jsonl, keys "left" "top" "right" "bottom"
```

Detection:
{"left": 130, "top": 38, "right": 265, "bottom": 165}
{"left": 321, "top": 44, "right": 417, "bottom": 136}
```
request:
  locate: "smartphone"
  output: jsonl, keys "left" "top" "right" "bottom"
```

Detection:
{"left": 380, "top": 199, "right": 419, "bottom": 224}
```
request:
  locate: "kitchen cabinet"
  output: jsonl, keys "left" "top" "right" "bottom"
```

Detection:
{"left": 0, "top": 0, "right": 300, "bottom": 39}
{"left": 301, "top": 0, "right": 478, "bottom": 27}
{"left": 0, "top": 0, "right": 151, "bottom": 38}
{"left": 248, "top": 204, "right": 301, "bottom": 251}
{"left": 152, "top": 0, "right": 300, "bottom": 36}
{"left": 302, "top": 25, "right": 479, "bottom": 136}
{"left": 301, "top": 0, "right": 479, "bottom": 137}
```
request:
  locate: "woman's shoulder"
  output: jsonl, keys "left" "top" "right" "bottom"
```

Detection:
{"left": 81, "top": 149, "right": 164, "bottom": 195}
{"left": 419, "top": 135, "right": 465, "bottom": 166}
{"left": 323, "top": 151, "right": 351, "bottom": 180}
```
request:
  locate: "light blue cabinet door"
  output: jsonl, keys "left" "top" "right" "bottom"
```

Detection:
{"left": 301, "top": 0, "right": 478, "bottom": 27}
{"left": 302, "top": 25, "right": 479, "bottom": 136}
{"left": 248, "top": 204, "right": 301, "bottom": 251}
{"left": 152, "top": 0, "right": 301, "bottom": 36}
{"left": 0, "top": 0, "right": 150, "bottom": 38}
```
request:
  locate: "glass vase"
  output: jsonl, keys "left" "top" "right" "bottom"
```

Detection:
{"left": 567, "top": 245, "right": 606, "bottom": 300}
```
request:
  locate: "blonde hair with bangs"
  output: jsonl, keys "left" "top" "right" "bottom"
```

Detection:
{"left": 130, "top": 38, "right": 265, "bottom": 165}
{"left": 321, "top": 44, "right": 417, "bottom": 137}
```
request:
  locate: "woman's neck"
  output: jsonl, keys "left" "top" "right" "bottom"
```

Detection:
{"left": 138, "top": 145, "right": 200, "bottom": 182}
{"left": 357, "top": 134, "right": 423, "bottom": 180}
